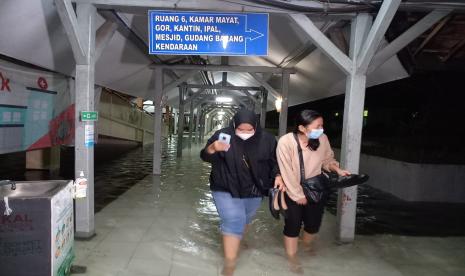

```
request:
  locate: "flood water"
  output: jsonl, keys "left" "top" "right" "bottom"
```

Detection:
{"left": 1, "top": 137, "right": 465, "bottom": 236}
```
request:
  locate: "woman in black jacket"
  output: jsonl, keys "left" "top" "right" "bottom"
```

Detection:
{"left": 200, "top": 109, "right": 282, "bottom": 275}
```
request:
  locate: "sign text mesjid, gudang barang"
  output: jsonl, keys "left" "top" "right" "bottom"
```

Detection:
{"left": 149, "top": 11, "right": 268, "bottom": 56}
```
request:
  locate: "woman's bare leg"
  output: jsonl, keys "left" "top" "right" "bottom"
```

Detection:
{"left": 301, "top": 231, "right": 317, "bottom": 255}
{"left": 284, "top": 235, "right": 303, "bottom": 274}
{"left": 302, "top": 231, "right": 316, "bottom": 243}
{"left": 221, "top": 235, "right": 241, "bottom": 276}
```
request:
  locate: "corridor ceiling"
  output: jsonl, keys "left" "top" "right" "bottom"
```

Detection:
{"left": 0, "top": 0, "right": 461, "bottom": 109}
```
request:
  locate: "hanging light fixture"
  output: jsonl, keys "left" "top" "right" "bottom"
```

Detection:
{"left": 216, "top": 96, "right": 233, "bottom": 103}
{"left": 275, "top": 97, "right": 282, "bottom": 113}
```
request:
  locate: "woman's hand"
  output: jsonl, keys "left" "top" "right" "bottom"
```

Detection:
{"left": 206, "top": 140, "right": 230, "bottom": 154}
{"left": 296, "top": 197, "right": 307, "bottom": 205}
{"left": 336, "top": 168, "right": 351, "bottom": 176}
{"left": 274, "top": 175, "right": 286, "bottom": 192}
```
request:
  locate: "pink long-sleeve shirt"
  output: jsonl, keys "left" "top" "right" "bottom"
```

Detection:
{"left": 277, "top": 133, "right": 339, "bottom": 202}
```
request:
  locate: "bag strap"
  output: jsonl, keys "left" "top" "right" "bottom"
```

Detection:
{"left": 242, "top": 152, "right": 262, "bottom": 195}
{"left": 293, "top": 133, "right": 305, "bottom": 185}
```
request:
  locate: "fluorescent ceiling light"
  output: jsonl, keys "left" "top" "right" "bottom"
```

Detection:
{"left": 216, "top": 97, "right": 232, "bottom": 103}
{"left": 217, "top": 111, "right": 226, "bottom": 115}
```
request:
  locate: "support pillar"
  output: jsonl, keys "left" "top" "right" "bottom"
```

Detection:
{"left": 176, "top": 85, "right": 186, "bottom": 157}
{"left": 200, "top": 110, "right": 206, "bottom": 144}
{"left": 74, "top": 3, "right": 96, "bottom": 239}
{"left": 260, "top": 88, "right": 268, "bottom": 129}
{"left": 188, "top": 98, "right": 194, "bottom": 149}
{"left": 278, "top": 71, "right": 290, "bottom": 137}
{"left": 337, "top": 13, "right": 372, "bottom": 243}
{"left": 152, "top": 67, "right": 163, "bottom": 175}
{"left": 173, "top": 108, "right": 178, "bottom": 135}
{"left": 194, "top": 106, "right": 201, "bottom": 144}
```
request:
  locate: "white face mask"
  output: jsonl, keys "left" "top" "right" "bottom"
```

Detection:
{"left": 307, "top": 128, "right": 324, "bottom": 139}
{"left": 236, "top": 132, "right": 255, "bottom": 141}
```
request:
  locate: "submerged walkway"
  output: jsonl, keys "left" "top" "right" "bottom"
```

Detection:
{"left": 74, "top": 143, "right": 465, "bottom": 276}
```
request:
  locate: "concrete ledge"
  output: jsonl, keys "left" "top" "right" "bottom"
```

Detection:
{"left": 334, "top": 148, "right": 465, "bottom": 203}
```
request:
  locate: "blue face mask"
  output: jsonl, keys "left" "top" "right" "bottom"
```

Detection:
{"left": 307, "top": 128, "right": 324, "bottom": 139}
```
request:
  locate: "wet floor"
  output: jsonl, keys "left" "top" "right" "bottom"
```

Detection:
{"left": 1, "top": 136, "right": 465, "bottom": 236}
{"left": 89, "top": 138, "right": 465, "bottom": 237}
{"left": 72, "top": 140, "right": 465, "bottom": 276}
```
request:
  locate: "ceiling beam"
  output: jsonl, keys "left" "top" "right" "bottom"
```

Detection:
{"left": 186, "top": 84, "right": 262, "bottom": 91}
{"left": 151, "top": 64, "right": 296, "bottom": 74}
{"left": 369, "top": 9, "right": 451, "bottom": 73}
{"left": 290, "top": 14, "right": 353, "bottom": 75}
{"left": 163, "top": 70, "right": 199, "bottom": 94}
{"left": 414, "top": 14, "right": 453, "bottom": 56}
{"left": 249, "top": 72, "right": 281, "bottom": 99}
{"left": 55, "top": 0, "right": 86, "bottom": 63}
{"left": 356, "top": 0, "right": 402, "bottom": 74}
{"left": 95, "top": 20, "right": 118, "bottom": 60}
{"left": 442, "top": 36, "right": 465, "bottom": 62}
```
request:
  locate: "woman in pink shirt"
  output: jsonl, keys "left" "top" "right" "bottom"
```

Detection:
{"left": 275, "top": 110, "right": 350, "bottom": 269}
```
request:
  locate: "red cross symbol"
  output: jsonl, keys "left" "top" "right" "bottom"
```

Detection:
{"left": 0, "top": 72, "right": 11, "bottom": 92}
{"left": 37, "top": 77, "right": 48, "bottom": 90}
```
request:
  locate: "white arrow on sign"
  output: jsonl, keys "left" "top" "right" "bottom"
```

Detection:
{"left": 245, "top": 28, "right": 264, "bottom": 41}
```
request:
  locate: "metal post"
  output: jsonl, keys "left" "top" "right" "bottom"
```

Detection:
{"left": 176, "top": 85, "right": 185, "bottom": 157}
{"left": 188, "top": 98, "right": 194, "bottom": 149}
{"left": 152, "top": 67, "right": 163, "bottom": 175}
{"left": 199, "top": 113, "right": 204, "bottom": 144}
{"left": 260, "top": 88, "right": 268, "bottom": 129}
{"left": 173, "top": 108, "right": 178, "bottom": 135}
{"left": 200, "top": 108, "right": 207, "bottom": 143}
{"left": 206, "top": 112, "right": 213, "bottom": 134}
{"left": 337, "top": 13, "right": 372, "bottom": 243}
{"left": 74, "top": 3, "right": 96, "bottom": 239}
{"left": 199, "top": 117, "right": 203, "bottom": 143}
{"left": 194, "top": 106, "right": 201, "bottom": 144}
{"left": 278, "top": 71, "right": 290, "bottom": 137}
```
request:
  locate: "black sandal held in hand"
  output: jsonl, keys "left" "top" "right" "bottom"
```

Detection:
{"left": 268, "top": 188, "right": 288, "bottom": 220}
{"left": 268, "top": 188, "right": 280, "bottom": 220}
{"left": 327, "top": 174, "right": 369, "bottom": 189}
{"left": 277, "top": 190, "right": 288, "bottom": 219}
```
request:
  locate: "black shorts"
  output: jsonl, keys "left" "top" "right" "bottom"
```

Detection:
{"left": 283, "top": 192, "right": 326, "bottom": 237}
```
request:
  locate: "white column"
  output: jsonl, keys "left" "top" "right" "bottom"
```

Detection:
{"left": 260, "top": 88, "right": 268, "bottom": 129}
{"left": 176, "top": 86, "right": 185, "bottom": 157}
{"left": 188, "top": 99, "right": 194, "bottom": 149}
{"left": 74, "top": 3, "right": 96, "bottom": 238}
{"left": 337, "top": 13, "right": 372, "bottom": 243}
{"left": 278, "top": 71, "right": 290, "bottom": 137}
{"left": 152, "top": 67, "right": 163, "bottom": 175}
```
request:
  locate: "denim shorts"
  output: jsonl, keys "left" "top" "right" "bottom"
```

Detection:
{"left": 212, "top": 191, "right": 262, "bottom": 238}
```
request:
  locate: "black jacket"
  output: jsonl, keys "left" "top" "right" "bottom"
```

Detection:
{"left": 200, "top": 127, "right": 279, "bottom": 198}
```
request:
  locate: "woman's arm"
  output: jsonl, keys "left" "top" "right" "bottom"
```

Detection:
{"left": 200, "top": 131, "right": 230, "bottom": 163}
{"left": 276, "top": 137, "right": 306, "bottom": 200}
{"left": 327, "top": 163, "right": 351, "bottom": 176}
{"left": 321, "top": 135, "right": 350, "bottom": 176}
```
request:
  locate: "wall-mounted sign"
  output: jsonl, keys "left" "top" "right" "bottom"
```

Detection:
{"left": 149, "top": 11, "right": 268, "bottom": 56}
{"left": 80, "top": 111, "right": 98, "bottom": 122}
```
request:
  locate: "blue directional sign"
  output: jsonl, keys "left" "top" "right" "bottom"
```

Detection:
{"left": 148, "top": 11, "right": 269, "bottom": 56}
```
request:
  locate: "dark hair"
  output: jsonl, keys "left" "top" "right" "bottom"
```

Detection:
{"left": 293, "top": 110, "right": 322, "bottom": 151}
